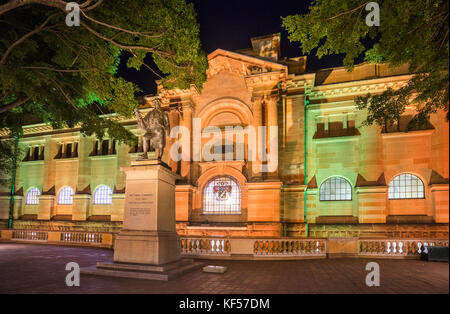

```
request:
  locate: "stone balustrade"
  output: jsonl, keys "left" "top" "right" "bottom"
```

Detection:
{"left": 252, "top": 238, "right": 327, "bottom": 256}
{"left": 0, "top": 229, "right": 113, "bottom": 248}
{"left": 358, "top": 239, "right": 449, "bottom": 257}
{"left": 60, "top": 231, "right": 103, "bottom": 244}
{"left": 180, "top": 237, "right": 231, "bottom": 256}
{"left": 12, "top": 230, "right": 48, "bottom": 241}
{"left": 179, "top": 236, "right": 327, "bottom": 259}
{"left": 1, "top": 229, "right": 448, "bottom": 260}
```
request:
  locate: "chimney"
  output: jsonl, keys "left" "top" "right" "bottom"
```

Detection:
{"left": 250, "top": 33, "right": 281, "bottom": 61}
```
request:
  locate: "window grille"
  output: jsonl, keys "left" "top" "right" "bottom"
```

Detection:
{"left": 58, "top": 186, "right": 74, "bottom": 204}
{"left": 320, "top": 177, "right": 352, "bottom": 201}
{"left": 93, "top": 185, "right": 113, "bottom": 204}
{"left": 25, "top": 187, "right": 41, "bottom": 205}
{"left": 388, "top": 174, "right": 425, "bottom": 199}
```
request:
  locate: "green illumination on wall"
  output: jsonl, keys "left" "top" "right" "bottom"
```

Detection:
{"left": 304, "top": 97, "right": 310, "bottom": 237}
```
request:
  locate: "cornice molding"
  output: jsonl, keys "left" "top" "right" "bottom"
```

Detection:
{"left": 307, "top": 75, "right": 412, "bottom": 99}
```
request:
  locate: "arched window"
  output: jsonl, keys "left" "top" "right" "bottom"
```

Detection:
{"left": 320, "top": 177, "right": 352, "bottom": 201}
{"left": 58, "top": 186, "right": 74, "bottom": 204}
{"left": 388, "top": 174, "right": 425, "bottom": 199}
{"left": 203, "top": 176, "right": 241, "bottom": 214}
{"left": 93, "top": 185, "right": 113, "bottom": 205}
{"left": 25, "top": 187, "right": 41, "bottom": 205}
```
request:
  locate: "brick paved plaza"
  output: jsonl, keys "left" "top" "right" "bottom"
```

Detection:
{"left": 0, "top": 243, "right": 448, "bottom": 294}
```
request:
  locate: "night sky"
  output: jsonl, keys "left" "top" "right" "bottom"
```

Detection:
{"left": 117, "top": 0, "right": 346, "bottom": 95}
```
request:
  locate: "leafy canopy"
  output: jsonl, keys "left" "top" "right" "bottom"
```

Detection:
{"left": 0, "top": 0, "right": 207, "bottom": 140}
{"left": 282, "top": 0, "right": 449, "bottom": 127}
{"left": 0, "top": 0, "right": 207, "bottom": 186}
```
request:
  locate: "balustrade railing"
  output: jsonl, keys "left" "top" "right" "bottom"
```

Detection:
{"left": 12, "top": 230, "right": 48, "bottom": 241}
{"left": 60, "top": 232, "right": 103, "bottom": 244}
{"left": 180, "top": 237, "right": 231, "bottom": 256}
{"left": 359, "top": 239, "right": 449, "bottom": 257}
{"left": 3, "top": 230, "right": 448, "bottom": 260}
{"left": 179, "top": 236, "right": 327, "bottom": 258}
{"left": 1, "top": 229, "right": 112, "bottom": 247}
{"left": 253, "top": 238, "right": 327, "bottom": 256}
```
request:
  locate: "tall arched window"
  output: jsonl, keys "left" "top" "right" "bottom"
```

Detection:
{"left": 58, "top": 186, "right": 74, "bottom": 204}
{"left": 93, "top": 185, "right": 113, "bottom": 205}
{"left": 388, "top": 174, "right": 425, "bottom": 199}
{"left": 25, "top": 187, "right": 41, "bottom": 205}
{"left": 203, "top": 176, "right": 241, "bottom": 214}
{"left": 320, "top": 177, "right": 352, "bottom": 201}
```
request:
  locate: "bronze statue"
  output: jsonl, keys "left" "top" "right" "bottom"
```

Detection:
{"left": 134, "top": 98, "right": 170, "bottom": 160}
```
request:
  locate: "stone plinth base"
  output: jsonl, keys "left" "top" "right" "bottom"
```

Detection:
{"left": 114, "top": 230, "right": 180, "bottom": 265}
{"left": 81, "top": 259, "right": 203, "bottom": 281}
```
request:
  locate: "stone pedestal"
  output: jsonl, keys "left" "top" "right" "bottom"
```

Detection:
{"left": 114, "top": 160, "right": 180, "bottom": 265}
{"left": 81, "top": 159, "right": 203, "bottom": 280}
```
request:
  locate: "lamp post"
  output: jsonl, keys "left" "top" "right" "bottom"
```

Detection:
{"left": 8, "top": 135, "right": 18, "bottom": 229}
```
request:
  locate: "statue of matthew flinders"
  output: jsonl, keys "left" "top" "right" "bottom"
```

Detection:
{"left": 134, "top": 98, "right": 170, "bottom": 160}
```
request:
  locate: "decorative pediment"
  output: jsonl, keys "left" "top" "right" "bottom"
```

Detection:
{"left": 207, "top": 49, "right": 287, "bottom": 79}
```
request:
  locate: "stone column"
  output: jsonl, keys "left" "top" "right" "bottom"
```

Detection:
{"left": 357, "top": 186, "right": 387, "bottom": 224}
{"left": 251, "top": 97, "right": 263, "bottom": 180}
{"left": 115, "top": 140, "right": 130, "bottom": 192}
{"left": 167, "top": 108, "right": 180, "bottom": 173}
{"left": 77, "top": 136, "right": 91, "bottom": 194}
{"left": 13, "top": 196, "right": 23, "bottom": 220}
{"left": 72, "top": 194, "right": 90, "bottom": 221}
{"left": 40, "top": 136, "right": 57, "bottom": 220}
{"left": 180, "top": 103, "right": 192, "bottom": 180}
{"left": 266, "top": 95, "right": 279, "bottom": 141}
{"left": 37, "top": 195, "right": 55, "bottom": 220}
{"left": 265, "top": 95, "right": 279, "bottom": 177}
{"left": 42, "top": 136, "right": 57, "bottom": 193}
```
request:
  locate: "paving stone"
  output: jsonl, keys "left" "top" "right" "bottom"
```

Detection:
{"left": 0, "top": 243, "right": 448, "bottom": 294}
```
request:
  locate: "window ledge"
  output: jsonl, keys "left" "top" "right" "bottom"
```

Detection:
{"left": 316, "top": 216, "right": 358, "bottom": 224}
{"left": 55, "top": 158, "right": 78, "bottom": 162}
{"left": 88, "top": 155, "right": 117, "bottom": 160}
{"left": 386, "top": 215, "right": 434, "bottom": 224}
{"left": 381, "top": 129, "right": 434, "bottom": 138}
{"left": 129, "top": 152, "right": 156, "bottom": 158}
{"left": 313, "top": 134, "right": 360, "bottom": 143}
{"left": 22, "top": 160, "right": 44, "bottom": 165}
{"left": 187, "top": 225, "right": 248, "bottom": 230}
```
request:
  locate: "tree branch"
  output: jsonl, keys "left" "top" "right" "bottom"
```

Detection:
{"left": 0, "top": 0, "right": 65, "bottom": 16}
{"left": 128, "top": 50, "right": 163, "bottom": 79}
{"left": 83, "top": 0, "right": 103, "bottom": 11}
{"left": 0, "top": 12, "right": 60, "bottom": 67}
{"left": 80, "top": 8, "right": 165, "bottom": 38}
{"left": 20, "top": 66, "right": 94, "bottom": 72}
{"left": 327, "top": 2, "right": 369, "bottom": 20}
{"left": 0, "top": 95, "right": 30, "bottom": 114}
{"left": 46, "top": 75, "right": 78, "bottom": 110}
{"left": 80, "top": 21, "right": 173, "bottom": 57}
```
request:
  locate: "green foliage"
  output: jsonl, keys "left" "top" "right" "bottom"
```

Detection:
{"left": 283, "top": 0, "right": 449, "bottom": 127}
{"left": 0, "top": 0, "right": 207, "bottom": 186}
{"left": 0, "top": 138, "right": 25, "bottom": 187}
{"left": 356, "top": 88, "right": 408, "bottom": 132}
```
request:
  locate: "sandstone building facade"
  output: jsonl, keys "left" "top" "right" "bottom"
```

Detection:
{"left": 1, "top": 34, "right": 448, "bottom": 239}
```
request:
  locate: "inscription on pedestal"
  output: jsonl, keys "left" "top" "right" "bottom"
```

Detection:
{"left": 123, "top": 182, "right": 158, "bottom": 230}
{"left": 128, "top": 193, "right": 154, "bottom": 217}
